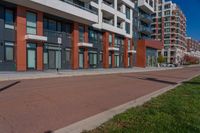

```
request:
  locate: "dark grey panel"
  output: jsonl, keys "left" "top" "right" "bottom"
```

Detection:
{"left": 4, "top": 29, "right": 15, "bottom": 42}
{"left": 0, "top": 62, "right": 16, "bottom": 71}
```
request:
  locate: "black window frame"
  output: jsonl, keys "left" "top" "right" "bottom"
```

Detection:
{"left": 4, "top": 8, "right": 14, "bottom": 30}
{"left": 26, "top": 11, "right": 37, "bottom": 35}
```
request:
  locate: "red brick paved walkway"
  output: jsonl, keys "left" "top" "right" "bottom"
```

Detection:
{"left": 0, "top": 67, "right": 200, "bottom": 133}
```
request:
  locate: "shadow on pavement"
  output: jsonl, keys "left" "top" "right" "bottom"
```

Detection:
{"left": 138, "top": 77, "right": 178, "bottom": 85}
{"left": 0, "top": 81, "right": 20, "bottom": 92}
{"left": 182, "top": 81, "right": 200, "bottom": 85}
{"left": 119, "top": 75, "right": 178, "bottom": 85}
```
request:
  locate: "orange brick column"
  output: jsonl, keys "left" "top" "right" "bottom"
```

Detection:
{"left": 103, "top": 32, "right": 109, "bottom": 68}
{"left": 16, "top": 6, "right": 27, "bottom": 71}
{"left": 136, "top": 40, "right": 146, "bottom": 68}
{"left": 124, "top": 38, "right": 128, "bottom": 68}
{"left": 84, "top": 25, "right": 89, "bottom": 69}
{"left": 72, "top": 22, "right": 79, "bottom": 69}
{"left": 111, "top": 33, "right": 115, "bottom": 68}
{"left": 37, "top": 12, "right": 44, "bottom": 71}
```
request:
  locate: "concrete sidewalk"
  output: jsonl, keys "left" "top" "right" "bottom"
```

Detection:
{"left": 0, "top": 67, "right": 183, "bottom": 81}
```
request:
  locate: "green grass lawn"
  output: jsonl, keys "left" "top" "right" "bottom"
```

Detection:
{"left": 84, "top": 76, "right": 200, "bottom": 133}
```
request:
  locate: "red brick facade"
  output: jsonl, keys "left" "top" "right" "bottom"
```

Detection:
{"left": 136, "top": 40, "right": 163, "bottom": 68}
{"left": 15, "top": 6, "right": 134, "bottom": 71}
{"left": 16, "top": 6, "right": 44, "bottom": 71}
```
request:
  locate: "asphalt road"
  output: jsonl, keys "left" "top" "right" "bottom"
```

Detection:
{"left": 0, "top": 66, "right": 200, "bottom": 133}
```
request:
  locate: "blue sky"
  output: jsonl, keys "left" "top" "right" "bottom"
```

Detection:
{"left": 170, "top": 0, "right": 200, "bottom": 40}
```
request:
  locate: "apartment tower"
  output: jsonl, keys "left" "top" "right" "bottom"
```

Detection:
{"left": 152, "top": 0, "right": 186, "bottom": 64}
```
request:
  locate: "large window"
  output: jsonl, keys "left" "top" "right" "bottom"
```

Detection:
{"left": 5, "top": 42, "right": 14, "bottom": 61}
{"left": 44, "top": 17, "right": 63, "bottom": 32}
{"left": 109, "top": 34, "right": 112, "bottom": 46}
{"left": 79, "top": 25, "right": 84, "bottom": 42}
{"left": 26, "top": 12, "right": 37, "bottom": 34}
{"left": 126, "top": 6, "right": 130, "bottom": 19}
{"left": 89, "top": 52, "right": 97, "bottom": 68}
{"left": 48, "top": 19, "right": 57, "bottom": 31}
{"left": 5, "top": 9, "right": 14, "bottom": 29}
{"left": 128, "top": 39, "right": 131, "bottom": 50}
{"left": 126, "top": 22, "right": 130, "bottom": 34}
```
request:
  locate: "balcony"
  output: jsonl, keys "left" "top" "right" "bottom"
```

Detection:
{"left": 138, "top": 0, "right": 154, "bottom": 14}
{"left": 102, "top": 1, "right": 115, "bottom": 15}
{"left": 140, "top": 13, "right": 152, "bottom": 23}
{"left": 139, "top": 25, "right": 152, "bottom": 35}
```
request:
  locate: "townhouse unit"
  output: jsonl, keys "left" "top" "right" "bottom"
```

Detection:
{"left": 152, "top": 0, "right": 187, "bottom": 65}
{"left": 0, "top": 0, "right": 162, "bottom": 71}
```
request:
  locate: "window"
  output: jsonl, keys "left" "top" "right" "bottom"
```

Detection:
{"left": 26, "top": 12, "right": 37, "bottom": 34}
{"left": 48, "top": 19, "right": 56, "bottom": 31}
{"left": 99, "top": 51, "right": 103, "bottom": 62}
{"left": 43, "top": 18, "right": 48, "bottom": 30}
{"left": 126, "top": 6, "right": 130, "bottom": 19}
{"left": 164, "top": 4, "right": 171, "bottom": 9}
{"left": 109, "top": 34, "right": 112, "bottom": 46}
{"left": 66, "top": 50, "right": 71, "bottom": 62}
{"left": 79, "top": 25, "right": 84, "bottom": 42}
{"left": 164, "top": 51, "right": 168, "bottom": 56}
{"left": 57, "top": 22, "right": 62, "bottom": 32}
{"left": 164, "top": 10, "right": 170, "bottom": 15}
{"left": 43, "top": 52, "right": 48, "bottom": 64}
{"left": 5, "top": 9, "right": 14, "bottom": 29}
{"left": 128, "top": 39, "right": 131, "bottom": 50}
{"left": 5, "top": 42, "right": 14, "bottom": 61}
{"left": 164, "top": 22, "right": 170, "bottom": 27}
{"left": 159, "top": 6, "right": 162, "bottom": 11}
{"left": 126, "top": 22, "right": 130, "bottom": 34}
{"left": 158, "top": 12, "right": 162, "bottom": 17}
{"left": 164, "top": 28, "right": 170, "bottom": 32}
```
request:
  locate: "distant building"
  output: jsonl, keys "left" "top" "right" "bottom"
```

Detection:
{"left": 152, "top": 0, "right": 187, "bottom": 65}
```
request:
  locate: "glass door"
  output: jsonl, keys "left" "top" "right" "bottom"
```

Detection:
{"left": 115, "top": 54, "right": 120, "bottom": 68}
{"left": 56, "top": 51, "right": 61, "bottom": 69}
{"left": 27, "top": 49, "right": 36, "bottom": 69}
{"left": 128, "top": 55, "right": 130, "bottom": 67}
{"left": 49, "top": 50, "right": 56, "bottom": 69}
{"left": 79, "top": 52, "right": 84, "bottom": 69}
{"left": 89, "top": 52, "right": 97, "bottom": 68}
{"left": 109, "top": 52, "right": 112, "bottom": 68}
{"left": 27, "top": 43, "right": 36, "bottom": 70}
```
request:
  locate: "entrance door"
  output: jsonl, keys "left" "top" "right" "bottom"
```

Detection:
{"left": 27, "top": 43, "right": 36, "bottom": 70}
{"left": 79, "top": 52, "right": 84, "bottom": 69}
{"left": 27, "top": 49, "right": 36, "bottom": 69}
{"left": 49, "top": 50, "right": 56, "bottom": 69}
{"left": 56, "top": 51, "right": 61, "bottom": 69}
{"left": 115, "top": 54, "right": 119, "bottom": 68}
{"left": 109, "top": 52, "right": 112, "bottom": 68}
{"left": 128, "top": 55, "right": 131, "bottom": 67}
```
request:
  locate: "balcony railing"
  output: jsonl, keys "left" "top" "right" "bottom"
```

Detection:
{"left": 103, "top": 19, "right": 114, "bottom": 26}
{"left": 139, "top": 25, "right": 152, "bottom": 34}
{"left": 60, "top": 0, "right": 97, "bottom": 14}
{"left": 140, "top": 13, "right": 152, "bottom": 22}
{"left": 102, "top": 0, "right": 114, "bottom": 8}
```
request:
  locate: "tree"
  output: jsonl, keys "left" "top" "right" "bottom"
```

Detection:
{"left": 157, "top": 54, "right": 165, "bottom": 64}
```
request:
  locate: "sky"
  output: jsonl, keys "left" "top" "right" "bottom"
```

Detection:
{"left": 169, "top": 0, "right": 200, "bottom": 40}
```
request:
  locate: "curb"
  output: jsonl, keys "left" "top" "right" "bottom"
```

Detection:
{"left": 53, "top": 73, "right": 200, "bottom": 133}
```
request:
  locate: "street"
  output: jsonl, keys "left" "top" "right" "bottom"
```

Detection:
{"left": 0, "top": 66, "right": 200, "bottom": 133}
